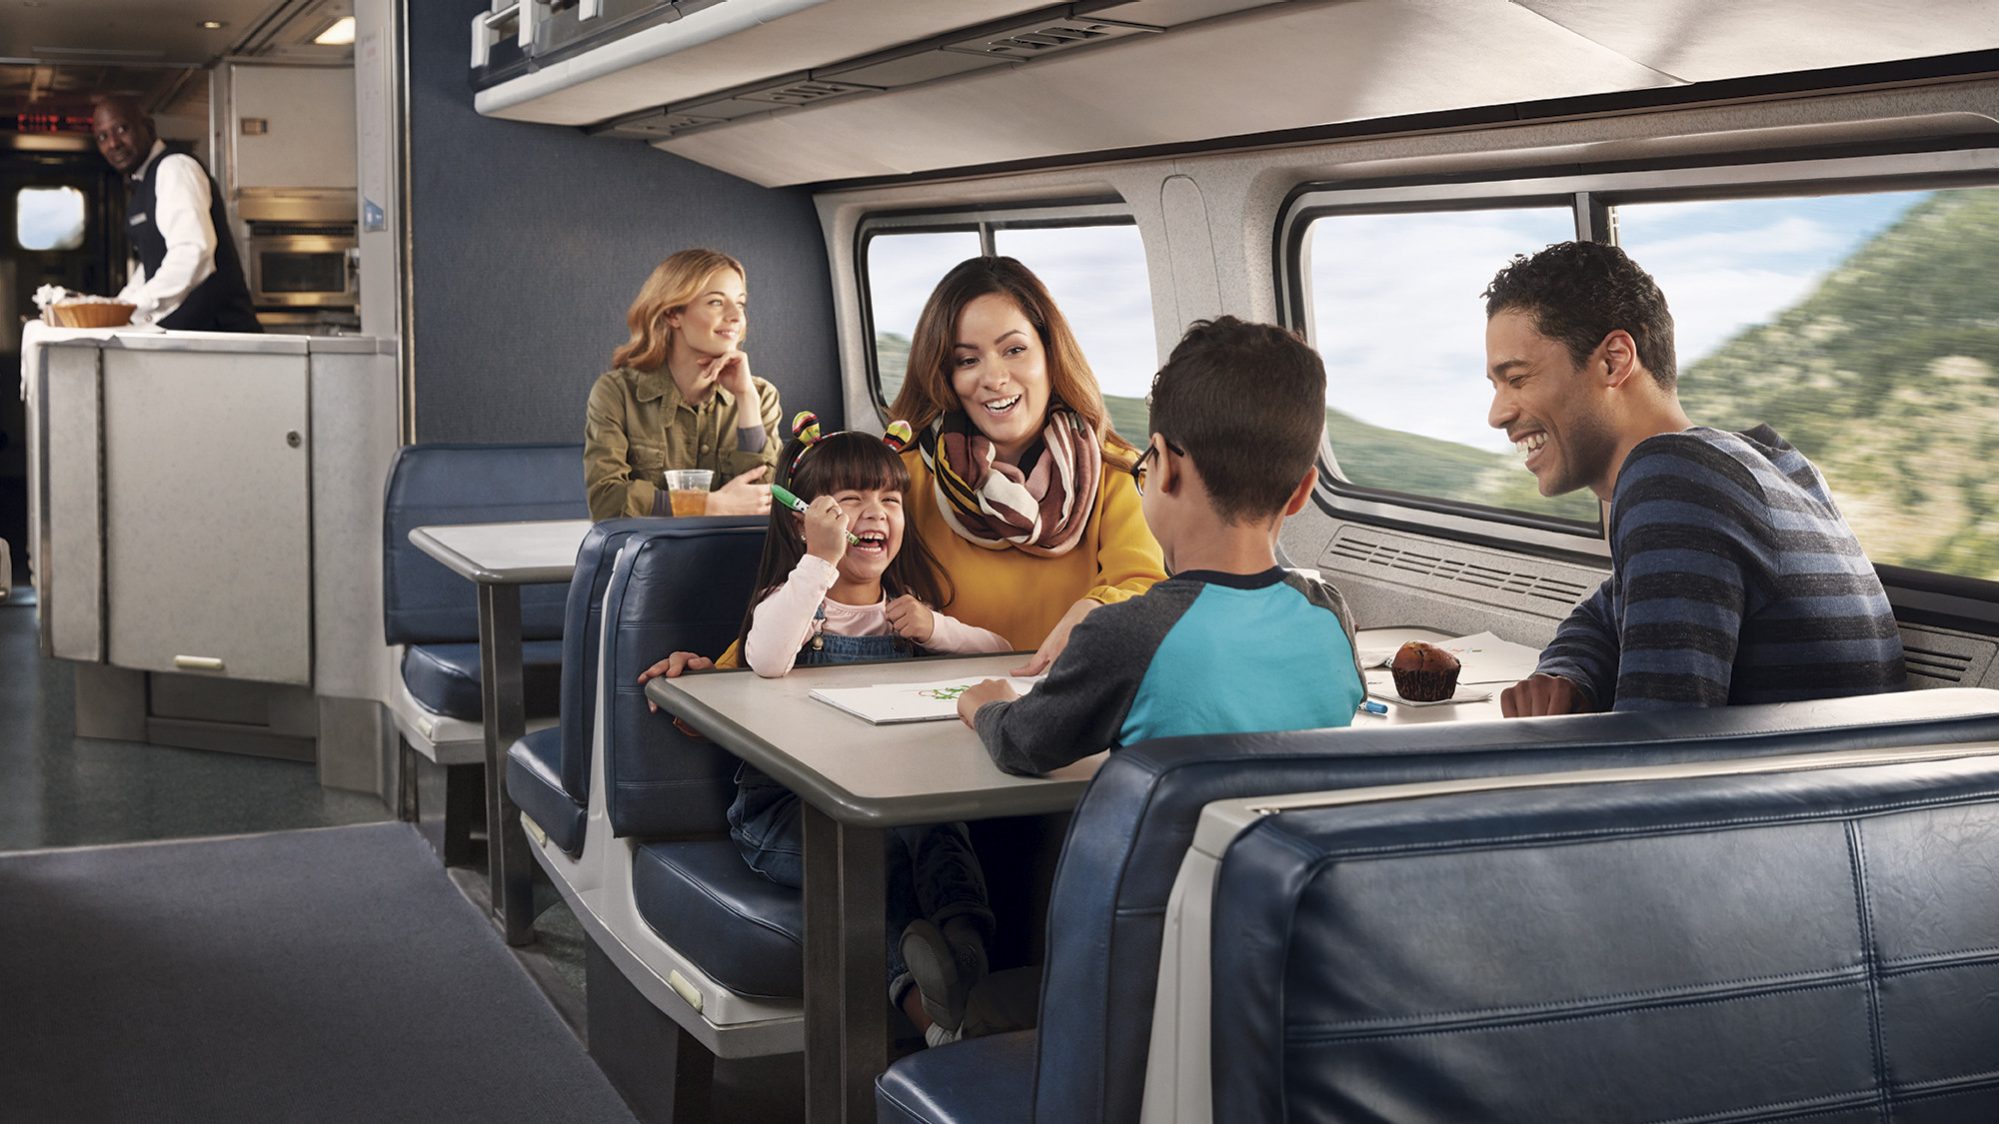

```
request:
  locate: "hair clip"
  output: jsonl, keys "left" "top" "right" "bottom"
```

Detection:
{"left": 882, "top": 420, "right": 913, "bottom": 453}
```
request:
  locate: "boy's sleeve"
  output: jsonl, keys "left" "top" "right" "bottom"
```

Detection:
{"left": 972, "top": 601, "right": 1157, "bottom": 776}
{"left": 1533, "top": 581, "right": 1618, "bottom": 710}
{"left": 1290, "top": 572, "right": 1369, "bottom": 690}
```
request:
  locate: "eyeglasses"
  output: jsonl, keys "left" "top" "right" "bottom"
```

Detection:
{"left": 1129, "top": 436, "right": 1184, "bottom": 495}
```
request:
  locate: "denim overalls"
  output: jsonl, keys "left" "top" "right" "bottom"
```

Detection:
{"left": 726, "top": 606, "right": 994, "bottom": 999}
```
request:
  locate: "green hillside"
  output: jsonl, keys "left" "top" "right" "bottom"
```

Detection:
{"left": 1675, "top": 188, "right": 1999, "bottom": 576}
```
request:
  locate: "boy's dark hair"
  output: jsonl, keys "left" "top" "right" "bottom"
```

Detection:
{"left": 1147, "top": 316, "right": 1326, "bottom": 524}
{"left": 1482, "top": 241, "right": 1678, "bottom": 390}
{"left": 733, "top": 430, "right": 952, "bottom": 651}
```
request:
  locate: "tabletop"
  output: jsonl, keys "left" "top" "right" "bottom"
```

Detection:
{"left": 649, "top": 653, "right": 1105, "bottom": 828}
{"left": 407, "top": 519, "right": 594, "bottom": 584}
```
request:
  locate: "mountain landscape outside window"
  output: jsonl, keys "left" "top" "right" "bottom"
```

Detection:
{"left": 1303, "top": 206, "right": 1598, "bottom": 524}
{"left": 1617, "top": 186, "right": 1999, "bottom": 579}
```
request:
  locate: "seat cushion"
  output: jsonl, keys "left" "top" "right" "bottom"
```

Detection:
{"left": 876, "top": 1031, "right": 1038, "bottom": 1124}
{"left": 631, "top": 839, "right": 803, "bottom": 1000}
{"left": 401, "top": 640, "right": 563, "bottom": 722}
{"left": 507, "top": 727, "right": 583, "bottom": 856}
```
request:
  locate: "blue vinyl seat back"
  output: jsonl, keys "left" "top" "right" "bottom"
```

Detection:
{"left": 381, "top": 442, "right": 586, "bottom": 647}
{"left": 1210, "top": 753, "right": 1999, "bottom": 1123}
{"left": 1025, "top": 688, "right": 1999, "bottom": 1124}
{"left": 505, "top": 518, "right": 672, "bottom": 856}
{"left": 601, "top": 520, "right": 767, "bottom": 839}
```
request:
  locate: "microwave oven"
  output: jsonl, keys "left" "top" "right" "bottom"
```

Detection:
{"left": 245, "top": 224, "right": 357, "bottom": 308}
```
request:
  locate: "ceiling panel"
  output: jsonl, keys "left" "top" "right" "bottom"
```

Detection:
{"left": 659, "top": 0, "right": 1678, "bottom": 185}
{"left": 1515, "top": 0, "right": 1999, "bottom": 82}
{"left": 6, "top": 0, "right": 273, "bottom": 65}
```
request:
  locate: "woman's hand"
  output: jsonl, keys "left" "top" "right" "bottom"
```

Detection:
{"left": 1012, "top": 597, "right": 1099, "bottom": 676}
{"left": 637, "top": 651, "right": 713, "bottom": 713}
{"left": 884, "top": 595, "right": 935, "bottom": 644}
{"left": 955, "top": 679, "right": 1019, "bottom": 728}
{"left": 803, "top": 495, "right": 850, "bottom": 563}
{"left": 706, "top": 466, "right": 772, "bottom": 516}
{"left": 708, "top": 347, "right": 757, "bottom": 403}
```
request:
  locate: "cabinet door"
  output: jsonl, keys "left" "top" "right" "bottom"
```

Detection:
{"left": 103, "top": 349, "right": 312, "bottom": 686}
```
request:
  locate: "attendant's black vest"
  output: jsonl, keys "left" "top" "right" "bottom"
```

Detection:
{"left": 127, "top": 147, "right": 262, "bottom": 333}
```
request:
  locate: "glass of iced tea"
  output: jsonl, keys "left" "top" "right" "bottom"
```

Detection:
{"left": 663, "top": 469, "right": 713, "bottom": 516}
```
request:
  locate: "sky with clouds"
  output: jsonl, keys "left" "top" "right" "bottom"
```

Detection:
{"left": 865, "top": 191, "right": 1927, "bottom": 456}
{"left": 1306, "top": 191, "right": 1926, "bottom": 452}
{"left": 16, "top": 186, "right": 87, "bottom": 252}
{"left": 867, "top": 223, "right": 1159, "bottom": 401}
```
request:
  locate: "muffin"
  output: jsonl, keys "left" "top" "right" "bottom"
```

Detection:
{"left": 1391, "top": 641, "right": 1461, "bottom": 702}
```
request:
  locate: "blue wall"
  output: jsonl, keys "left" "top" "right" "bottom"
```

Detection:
{"left": 407, "top": 0, "right": 842, "bottom": 442}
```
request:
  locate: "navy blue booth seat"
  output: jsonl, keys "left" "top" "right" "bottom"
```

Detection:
{"left": 874, "top": 688, "right": 1999, "bottom": 1124}
{"left": 380, "top": 442, "right": 585, "bottom": 861}
{"left": 1158, "top": 747, "right": 1999, "bottom": 1123}
{"left": 508, "top": 521, "right": 806, "bottom": 1119}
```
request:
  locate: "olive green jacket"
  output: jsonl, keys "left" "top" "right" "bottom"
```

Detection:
{"left": 583, "top": 366, "right": 784, "bottom": 521}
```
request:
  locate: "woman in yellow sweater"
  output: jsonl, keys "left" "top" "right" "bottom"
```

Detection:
{"left": 887, "top": 255, "right": 1164, "bottom": 669}
{"left": 639, "top": 256, "right": 1164, "bottom": 681}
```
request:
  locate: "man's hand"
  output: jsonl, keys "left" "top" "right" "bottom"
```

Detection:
{"left": 706, "top": 466, "right": 772, "bottom": 516}
{"left": 956, "top": 679, "right": 1019, "bottom": 728}
{"left": 638, "top": 651, "right": 713, "bottom": 713}
{"left": 1012, "top": 597, "right": 1098, "bottom": 676}
{"left": 884, "top": 595, "right": 935, "bottom": 644}
{"left": 1500, "top": 673, "right": 1589, "bottom": 718}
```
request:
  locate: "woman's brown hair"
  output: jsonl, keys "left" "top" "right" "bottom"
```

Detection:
{"left": 887, "top": 256, "right": 1138, "bottom": 468}
{"left": 611, "top": 248, "right": 746, "bottom": 371}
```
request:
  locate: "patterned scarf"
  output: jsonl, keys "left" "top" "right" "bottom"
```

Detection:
{"left": 922, "top": 407, "right": 1102, "bottom": 557}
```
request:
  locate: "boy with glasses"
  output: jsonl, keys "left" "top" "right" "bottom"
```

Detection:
{"left": 954, "top": 316, "right": 1367, "bottom": 775}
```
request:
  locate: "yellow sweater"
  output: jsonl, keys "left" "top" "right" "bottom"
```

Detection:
{"left": 901, "top": 446, "right": 1166, "bottom": 652}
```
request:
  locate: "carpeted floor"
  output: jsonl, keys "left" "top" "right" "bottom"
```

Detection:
{"left": 0, "top": 822, "right": 638, "bottom": 1123}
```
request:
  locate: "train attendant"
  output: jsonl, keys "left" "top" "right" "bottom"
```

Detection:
{"left": 91, "top": 95, "right": 261, "bottom": 333}
{"left": 886, "top": 256, "right": 1166, "bottom": 670}
{"left": 584, "top": 248, "right": 780, "bottom": 521}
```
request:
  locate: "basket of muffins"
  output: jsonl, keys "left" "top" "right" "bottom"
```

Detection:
{"left": 1389, "top": 641, "right": 1462, "bottom": 703}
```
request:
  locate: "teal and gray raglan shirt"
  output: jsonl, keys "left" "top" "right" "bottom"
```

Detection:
{"left": 973, "top": 568, "right": 1368, "bottom": 776}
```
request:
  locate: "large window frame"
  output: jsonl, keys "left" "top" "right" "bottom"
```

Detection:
{"left": 857, "top": 199, "right": 1143, "bottom": 417}
{"left": 1278, "top": 146, "right": 1999, "bottom": 567}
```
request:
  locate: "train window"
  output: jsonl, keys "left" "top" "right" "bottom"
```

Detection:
{"left": 1614, "top": 185, "right": 1999, "bottom": 579}
{"left": 992, "top": 221, "right": 1155, "bottom": 445}
{"left": 864, "top": 229, "right": 982, "bottom": 407}
{"left": 1299, "top": 206, "right": 1600, "bottom": 526}
{"left": 16, "top": 186, "right": 87, "bottom": 252}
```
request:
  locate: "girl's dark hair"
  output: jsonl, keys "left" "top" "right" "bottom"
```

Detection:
{"left": 733, "top": 430, "right": 954, "bottom": 651}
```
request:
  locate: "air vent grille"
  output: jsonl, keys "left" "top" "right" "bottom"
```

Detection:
{"left": 1903, "top": 644, "right": 1974, "bottom": 685}
{"left": 740, "top": 78, "right": 874, "bottom": 107}
{"left": 946, "top": 17, "right": 1160, "bottom": 61}
{"left": 1324, "top": 531, "right": 1592, "bottom": 607}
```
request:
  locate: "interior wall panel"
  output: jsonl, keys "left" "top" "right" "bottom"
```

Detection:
{"left": 408, "top": 0, "right": 842, "bottom": 443}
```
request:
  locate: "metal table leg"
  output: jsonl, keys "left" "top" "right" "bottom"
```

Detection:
{"left": 802, "top": 804, "right": 887, "bottom": 1123}
{"left": 476, "top": 582, "right": 535, "bottom": 947}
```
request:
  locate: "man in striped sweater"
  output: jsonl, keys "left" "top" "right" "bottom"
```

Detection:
{"left": 1484, "top": 242, "right": 1905, "bottom": 716}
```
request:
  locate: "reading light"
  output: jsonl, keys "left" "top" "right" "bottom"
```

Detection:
{"left": 313, "top": 16, "right": 356, "bottom": 45}
{"left": 198, "top": 20, "right": 226, "bottom": 30}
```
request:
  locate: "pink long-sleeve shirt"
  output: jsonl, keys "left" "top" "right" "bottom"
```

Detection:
{"left": 744, "top": 554, "right": 1012, "bottom": 677}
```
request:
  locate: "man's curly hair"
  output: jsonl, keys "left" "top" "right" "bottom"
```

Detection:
{"left": 1483, "top": 242, "right": 1678, "bottom": 391}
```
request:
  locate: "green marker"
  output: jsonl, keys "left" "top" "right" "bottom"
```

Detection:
{"left": 771, "top": 483, "right": 861, "bottom": 545}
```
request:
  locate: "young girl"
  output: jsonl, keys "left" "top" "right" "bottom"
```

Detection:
{"left": 731, "top": 414, "right": 1010, "bottom": 1045}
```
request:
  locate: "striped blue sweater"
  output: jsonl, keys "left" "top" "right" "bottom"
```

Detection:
{"left": 1537, "top": 425, "right": 1905, "bottom": 710}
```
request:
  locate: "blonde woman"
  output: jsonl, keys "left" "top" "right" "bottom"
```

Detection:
{"left": 584, "top": 249, "right": 780, "bottom": 520}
